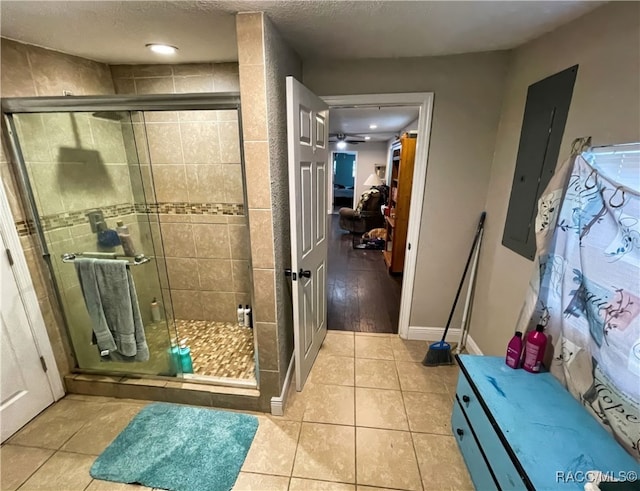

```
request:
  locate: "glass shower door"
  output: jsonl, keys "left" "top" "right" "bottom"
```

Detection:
{"left": 138, "top": 108, "right": 257, "bottom": 382}
{"left": 12, "top": 110, "right": 178, "bottom": 376}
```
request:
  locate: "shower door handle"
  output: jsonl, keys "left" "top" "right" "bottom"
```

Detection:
{"left": 299, "top": 269, "right": 311, "bottom": 279}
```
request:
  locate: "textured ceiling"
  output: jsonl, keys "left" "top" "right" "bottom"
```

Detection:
{"left": 0, "top": 1, "right": 239, "bottom": 64}
{"left": 330, "top": 106, "right": 420, "bottom": 142}
{"left": 0, "top": 1, "right": 604, "bottom": 64}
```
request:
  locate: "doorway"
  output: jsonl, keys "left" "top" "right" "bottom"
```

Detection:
{"left": 327, "top": 105, "right": 420, "bottom": 333}
{"left": 286, "top": 82, "right": 433, "bottom": 390}
{"left": 331, "top": 151, "right": 357, "bottom": 211}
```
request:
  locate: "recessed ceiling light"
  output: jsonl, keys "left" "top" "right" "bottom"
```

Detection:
{"left": 146, "top": 43, "right": 178, "bottom": 55}
{"left": 364, "top": 136, "right": 371, "bottom": 140}
{"left": 369, "top": 124, "right": 378, "bottom": 129}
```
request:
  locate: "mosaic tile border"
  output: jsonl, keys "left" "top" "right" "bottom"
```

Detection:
{"left": 15, "top": 201, "right": 246, "bottom": 235}
{"left": 15, "top": 219, "right": 36, "bottom": 237}
{"left": 41, "top": 203, "right": 136, "bottom": 232}
{"left": 134, "top": 202, "right": 245, "bottom": 216}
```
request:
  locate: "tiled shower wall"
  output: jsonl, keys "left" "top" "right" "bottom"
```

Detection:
{"left": 0, "top": 38, "right": 117, "bottom": 376}
{"left": 110, "top": 63, "right": 240, "bottom": 95}
{"left": 1, "top": 34, "right": 291, "bottom": 408}
{"left": 0, "top": 40, "right": 250, "bottom": 378}
{"left": 15, "top": 113, "right": 133, "bottom": 220}
{"left": 110, "top": 64, "right": 250, "bottom": 323}
{"left": 10, "top": 110, "right": 172, "bottom": 371}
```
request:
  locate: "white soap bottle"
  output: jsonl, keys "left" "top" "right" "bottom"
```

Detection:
{"left": 150, "top": 297, "right": 162, "bottom": 322}
{"left": 237, "top": 304, "right": 245, "bottom": 326}
{"left": 243, "top": 305, "right": 252, "bottom": 329}
{"left": 116, "top": 220, "right": 137, "bottom": 257}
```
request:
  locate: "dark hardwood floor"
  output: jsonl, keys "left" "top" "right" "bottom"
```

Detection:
{"left": 327, "top": 212, "right": 402, "bottom": 333}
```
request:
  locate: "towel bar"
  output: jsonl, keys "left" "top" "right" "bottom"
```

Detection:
{"left": 61, "top": 252, "right": 151, "bottom": 266}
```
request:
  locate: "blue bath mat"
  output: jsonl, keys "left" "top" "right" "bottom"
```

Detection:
{"left": 90, "top": 402, "right": 259, "bottom": 491}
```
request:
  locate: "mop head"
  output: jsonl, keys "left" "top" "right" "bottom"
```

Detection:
{"left": 422, "top": 340, "right": 454, "bottom": 366}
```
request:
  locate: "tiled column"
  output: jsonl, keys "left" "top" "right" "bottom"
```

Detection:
{"left": 236, "top": 13, "right": 281, "bottom": 406}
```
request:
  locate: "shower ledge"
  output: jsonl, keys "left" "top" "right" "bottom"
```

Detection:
{"left": 63, "top": 373, "right": 264, "bottom": 412}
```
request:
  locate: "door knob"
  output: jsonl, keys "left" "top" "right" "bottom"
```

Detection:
{"left": 456, "top": 428, "right": 464, "bottom": 437}
{"left": 299, "top": 269, "right": 311, "bottom": 278}
{"left": 462, "top": 395, "right": 470, "bottom": 404}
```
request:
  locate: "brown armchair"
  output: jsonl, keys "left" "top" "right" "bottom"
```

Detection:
{"left": 338, "top": 186, "right": 387, "bottom": 234}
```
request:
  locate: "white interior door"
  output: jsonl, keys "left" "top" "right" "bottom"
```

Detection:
{"left": 1, "top": 229, "right": 55, "bottom": 442}
{"left": 287, "top": 76, "right": 329, "bottom": 391}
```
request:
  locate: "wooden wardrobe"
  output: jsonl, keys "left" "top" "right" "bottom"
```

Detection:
{"left": 383, "top": 133, "right": 417, "bottom": 274}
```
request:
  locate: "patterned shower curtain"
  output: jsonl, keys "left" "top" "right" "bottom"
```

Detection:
{"left": 516, "top": 153, "right": 640, "bottom": 461}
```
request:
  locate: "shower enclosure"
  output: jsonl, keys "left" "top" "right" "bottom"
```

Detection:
{"left": 2, "top": 94, "right": 256, "bottom": 386}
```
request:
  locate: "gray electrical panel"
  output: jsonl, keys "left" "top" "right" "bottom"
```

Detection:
{"left": 502, "top": 65, "right": 578, "bottom": 260}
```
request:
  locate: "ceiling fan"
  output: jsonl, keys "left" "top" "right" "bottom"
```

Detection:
{"left": 329, "top": 133, "right": 366, "bottom": 145}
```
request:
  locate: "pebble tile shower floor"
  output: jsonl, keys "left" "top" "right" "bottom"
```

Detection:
{"left": 175, "top": 320, "right": 255, "bottom": 380}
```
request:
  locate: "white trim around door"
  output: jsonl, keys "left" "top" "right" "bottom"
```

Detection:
{"left": 321, "top": 93, "right": 434, "bottom": 340}
{"left": 0, "top": 180, "right": 65, "bottom": 402}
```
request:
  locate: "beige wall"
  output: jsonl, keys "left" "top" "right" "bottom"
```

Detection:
{"left": 0, "top": 38, "right": 117, "bottom": 377}
{"left": 303, "top": 52, "right": 510, "bottom": 330}
{"left": 471, "top": 2, "right": 640, "bottom": 355}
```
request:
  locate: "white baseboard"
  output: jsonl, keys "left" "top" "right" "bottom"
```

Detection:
{"left": 407, "top": 326, "right": 462, "bottom": 342}
{"left": 465, "top": 335, "right": 483, "bottom": 355}
{"left": 270, "top": 354, "right": 295, "bottom": 416}
{"left": 407, "top": 327, "right": 483, "bottom": 356}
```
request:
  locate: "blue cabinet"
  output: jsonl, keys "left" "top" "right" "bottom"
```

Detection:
{"left": 452, "top": 355, "right": 640, "bottom": 490}
{"left": 452, "top": 402, "right": 499, "bottom": 491}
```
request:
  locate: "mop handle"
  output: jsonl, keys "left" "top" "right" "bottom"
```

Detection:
{"left": 458, "top": 227, "right": 484, "bottom": 353}
{"left": 440, "top": 211, "right": 486, "bottom": 342}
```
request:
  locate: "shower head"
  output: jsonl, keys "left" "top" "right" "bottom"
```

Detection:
{"left": 91, "top": 111, "right": 125, "bottom": 121}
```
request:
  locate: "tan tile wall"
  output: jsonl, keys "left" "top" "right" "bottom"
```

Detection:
{"left": 237, "top": 13, "right": 276, "bottom": 401}
{"left": 8, "top": 106, "right": 170, "bottom": 374}
{"left": 236, "top": 12, "right": 303, "bottom": 403}
{"left": 1, "top": 38, "right": 274, "bottom": 406}
{"left": 110, "top": 63, "right": 250, "bottom": 323}
{"left": 43, "top": 213, "right": 173, "bottom": 375}
{"left": 1, "top": 39, "right": 114, "bottom": 98}
{"left": 109, "top": 63, "right": 239, "bottom": 95}
{"left": 158, "top": 213, "right": 252, "bottom": 322}
{"left": 0, "top": 38, "right": 118, "bottom": 377}
{"left": 13, "top": 113, "right": 133, "bottom": 218}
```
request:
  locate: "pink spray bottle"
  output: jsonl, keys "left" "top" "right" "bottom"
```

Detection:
{"left": 522, "top": 324, "right": 547, "bottom": 373}
{"left": 505, "top": 331, "right": 523, "bottom": 369}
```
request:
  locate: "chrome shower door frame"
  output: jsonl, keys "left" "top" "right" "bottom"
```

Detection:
{"left": 1, "top": 93, "right": 245, "bottom": 382}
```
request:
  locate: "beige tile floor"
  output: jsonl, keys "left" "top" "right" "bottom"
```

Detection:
{"left": 0, "top": 332, "right": 473, "bottom": 491}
